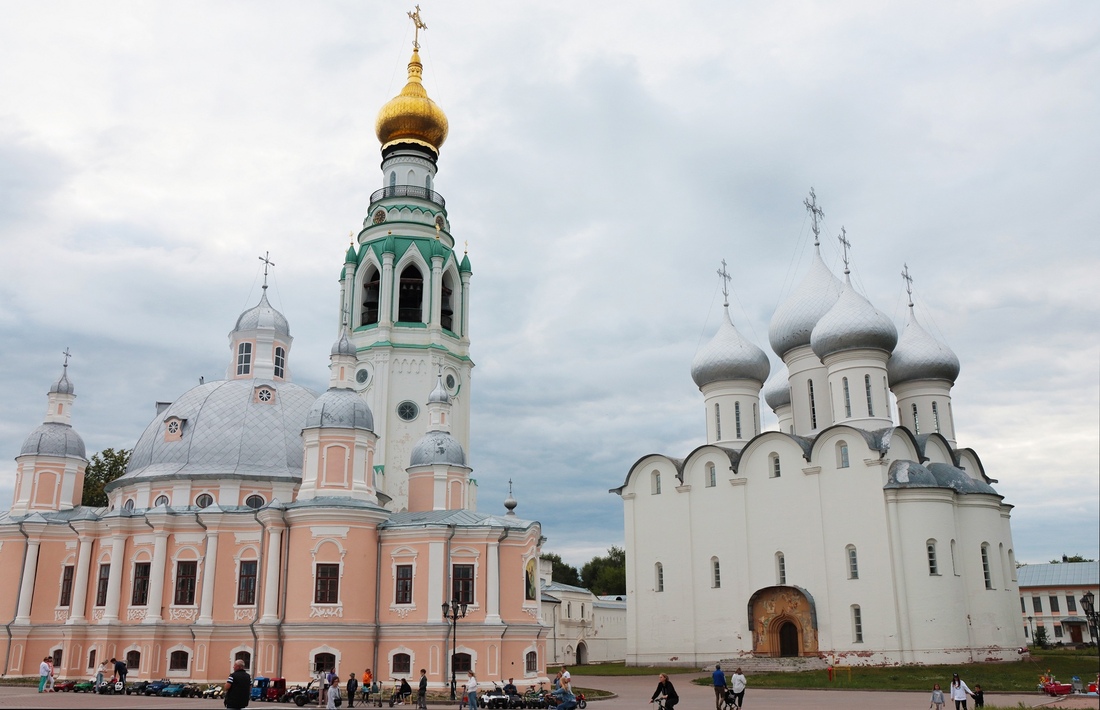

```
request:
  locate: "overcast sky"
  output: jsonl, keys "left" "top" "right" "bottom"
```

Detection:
{"left": 1, "top": 1, "right": 1097, "bottom": 568}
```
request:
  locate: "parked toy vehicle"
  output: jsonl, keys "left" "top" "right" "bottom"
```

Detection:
{"left": 144, "top": 679, "right": 171, "bottom": 696}
{"left": 203, "top": 683, "right": 224, "bottom": 699}
{"left": 483, "top": 682, "right": 508, "bottom": 709}
{"left": 53, "top": 680, "right": 76, "bottom": 692}
{"left": 265, "top": 677, "right": 288, "bottom": 702}
{"left": 72, "top": 680, "right": 96, "bottom": 693}
{"left": 252, "top": 676, "right": 271, "bottom": 701}
{"left": 97, "top": 680, "right": 126, "bottom": 695}
{"left": 287, "top": 680, "right": 318, "bottom": 707}
{"left": 126, "top": 680, "right": 150, "bottom": 695}
{"left": 160, "top": 682, "right": 189, "bottom": 697}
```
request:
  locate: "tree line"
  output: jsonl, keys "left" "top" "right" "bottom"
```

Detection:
{"left": 540, "top": 547, "right": 626, "bottom": 596}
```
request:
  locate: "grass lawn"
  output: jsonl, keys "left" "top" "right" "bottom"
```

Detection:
{"left": 566, "top": 663, "right": 701, "bottom": 677}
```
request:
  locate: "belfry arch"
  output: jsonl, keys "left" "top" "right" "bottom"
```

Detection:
{"left": 747, "top": 586, "right": 818, "bottom": 657}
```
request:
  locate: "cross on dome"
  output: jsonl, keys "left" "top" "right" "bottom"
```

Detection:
{"left": 901, "top": 263, "right": 915, "bottom": 308}
{"left": 258, "top": 251, "right": 276, "bottom": 290}
{"left": 804, "top": 187, "right": 825, "bottom": 247}
{"left": 837, "top": 227, "right": 851, "bottom": 275}
{"left": 408, "top": 5, "right": 428, "bottom": 50}
{"left": 717, "top": 259, "right": 732, "bottom": 308}
{"left": 61, "top": 347, "right": 72, "bottom": 369}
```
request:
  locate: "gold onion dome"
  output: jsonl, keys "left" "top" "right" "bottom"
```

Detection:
{"left": 375, "top": 49, "right": 449, "bottom": 154}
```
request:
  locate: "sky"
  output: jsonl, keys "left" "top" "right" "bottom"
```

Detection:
{"left": 0, "top": 1, "right": 1097, "bottom": 569}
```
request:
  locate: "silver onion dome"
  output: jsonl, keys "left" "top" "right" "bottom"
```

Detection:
{"left": 887, "top": 308, "right": 960, "bottom": 386}
{"left": 763, "top": 372, "right": 792, "bottom": 410}
{"left": 49, "top": 368, "right": 75, "bottom": 395}
{"left": 427, "top": 374, "right": 450, "bottom": 404}
{"left": 305, "top": 388, "right": 374, "bottom": 430}
{"left": 810, "top": 279, "right": 898, "bottom": 359}
{"left": 233, "top": 292, "right": 290, "bottom": 337}
{"left": 330, "top": 328, "right": 356, "bottom": 357}
{"left": 768, "top": 250, "right": 843, "bottom": 358}
{"left": 691, "top": 308, "right": 771, "bottom": 387}
{"left": 409, "top": 430, "right": 466, "bottom": 467}
{"left": 20, "top": 423, "right": 86, "bottom": 459}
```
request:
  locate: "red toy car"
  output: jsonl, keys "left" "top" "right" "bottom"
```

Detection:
{"left": 53, "top": 680, "right": 76, "bottom": 692}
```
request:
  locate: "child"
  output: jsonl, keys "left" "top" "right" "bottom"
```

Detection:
{"left": 930, "top": 683, "right": 945, "bottom": 710}
{"left": 972, "top": 684, "right": 984, "bottom": 709}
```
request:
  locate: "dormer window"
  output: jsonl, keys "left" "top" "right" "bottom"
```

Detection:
{"left": 274, "top": 347, "right": 286, "bottom": 379}
{"left": 195, "top": 493, "right": 214, "bottom": 508}
{"left": 237, "top": 342, "right": 252, "bottom": 376}
{"left": 164, "top": 417, "right": 186, "bottom": 442}
{"left": 254, "top": 386, "right": 276, "bottom": 404}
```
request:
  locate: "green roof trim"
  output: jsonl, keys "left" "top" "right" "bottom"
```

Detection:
{"left": 353, "top": 340, "right": 473, "bottom": 362}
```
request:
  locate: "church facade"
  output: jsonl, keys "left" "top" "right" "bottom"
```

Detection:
{"left": 614, "top": 197, "right": 1025, "bottom": 666}
{"left": 0, "top": 37, "right": 548, "bottom": 687}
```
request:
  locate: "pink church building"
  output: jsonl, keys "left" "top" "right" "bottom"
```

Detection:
{"left": 0, "top": 35, "right": 548, "bottom": 688}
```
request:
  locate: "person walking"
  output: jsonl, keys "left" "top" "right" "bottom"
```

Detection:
{"left": 347, "top": 672, "right": 359, "bottom": 709}
{"left": 930, "top": 683, "right": 945, "bottom": 710}
{"left": 972, "top": 684, "right": 984, "bottom": 709}
{"left": 465, "top": 671, "right": 479, "bottom": 710}
{"left": 729, "top": 668, "right": 746, "bottom": 710}
{"left": 712, "top": 664, "right": 727, "bottom": 710}
{"left": 950, "top": 674, "right": 973, "bottom": 710}
{"left": 650, "top": 673, "right": 678, "bottom": 710}
{"left": 327, "top": 675, "right": 342, "bottom": 710}
{"left": 38, "top": 657, "right": 50, "bottom": 693}
{"left": 224, "top": 658, "right": 252, "bottom": 710}
{"left": 418, "top": 669, "right": 428, "bottom": 710}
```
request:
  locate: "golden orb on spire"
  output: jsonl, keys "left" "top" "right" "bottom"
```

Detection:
{"left": 375, "top": 48, "right": 449, "bottom": 155}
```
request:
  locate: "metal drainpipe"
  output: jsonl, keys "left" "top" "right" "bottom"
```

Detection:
{"left": 3, "top": 522, "right": 32, "bottom": 678}
{"left": 250, "top": 508, "right": 266, "bottom": 675}
{"left": 193, "top": 512, "right": 208, "bottom": 670}
{"left": 443, "top": 524, "right": 456, "bottom": 694}
{"left": 372, "top": 532, "right": 382, "bottom": 680}
{"left": 277, "top": 507, "right": 289, "bottom": 680}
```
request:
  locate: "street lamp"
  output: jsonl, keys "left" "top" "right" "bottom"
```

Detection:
{"left": 442, "top": 599, "right": 468, "bottom": 701}
{"left": 1027, "top": 615, "right": 1035, "bottom": 645}
{"left": 1080, "top": 591, "right": 1098, "bottom": 646}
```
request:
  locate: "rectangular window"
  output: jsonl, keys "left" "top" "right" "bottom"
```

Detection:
{"left": 864, "top": 374, "right": 874, "bottom": 417}
{"left": 981, "top": 546, "right": 993, "bottom": 589}
{"left": 932, "top": 401, "right": 941, "bottom": 432}
{"left": 1020, "top": 597, "right": 1026, "bottom": 613}
{"left": 1049, "top": 595, "right": 1060, "bottom": 613}
{"left": 237, "top": 560, "right": 258, "bottom": 606}
{"left": 847, "top": 547, "right": 859, "bottom": 580}
{"left": 734, "top": 401, "right": 742, "bottom": 439}
{"left": 131, "top": 562, "right": 150, "bottom": 606}
{"left": 1032, "top": 596, "right": 1042, "bottom": 613}
{"left": 236, "top": 342, "right": 252, "bottom": 376}
{"left": 715, "top": 403, "right": 721, "bottom": 440}
{"left": 843, "top": 377, "right": 852, "bottom": 418}
{"left": 1054, "top": 625, "right": 1063, "bottom": 638}
{"left": 706, "top": 464, "right": 716, "bottom": 487}
{"left": 771, "top": 455, "right": 781, "bottom": 478}
{"left": 59, "top": 565, "right": 74, "bottom": 607}
{"left": 927, "top": 543, "right": 938, "bottom": 575}
{"left": 808, "top": 380, "right": 817, "bottom": 429}
{"left": 852, "top": 606, "right": 863, "bottom": 643}
{"left": 274, "top": 347, "right": 286, "bottom": 379}
{"left": 315, "top": 563, "right": 340, "bottom": 604}
{"left": 95, "top": 564, "right": 110, "bottom": 606}
{"left": 1067, "top": 595, "right": 1077, "bottom": 613}
{"left": 395, "top": 564, "right": 413, "bottom": 604}
{"left": 453, "top": 564, "right": 474, "bottom": 605}
{"left": 174, "top": 560, "right": 198, "bottom": 606}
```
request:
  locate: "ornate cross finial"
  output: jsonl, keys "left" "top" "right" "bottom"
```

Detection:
{"left": 837, "top": 227, "right": 851, "bottom": 274}
{"left": 901, "top": 263, "right": 915, "bottom": 308}
{"left": 464, "top": 240, "right": 468, "bottom": 255}
{"left": 408, "top": 5, "right": 428, "bottom": 50}
{"left": 258, "top": 251, "right": 275, "bottom": 290}
{"left": 349, "top": 230, "right": 354, "bottom": 246}
{"left": 804, "top": 187, "right": 825, "bottom": 247}
{"left": 508, "top": 478, "right": 514, "bottom": 496}
{"left": 342, "top": 302, "right": 350, "bottom": 328}
{"left": 716, "top": 259, "right": 732, "bottom": 308}
{"left": 62, "top": 347, "right": 72, "bottom": 369}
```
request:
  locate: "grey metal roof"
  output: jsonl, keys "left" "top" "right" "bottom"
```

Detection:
{"left": 768, "top": 249, "right": 842, "bottom": 358}
{"left": 331, "top": 328, "right": 356, "bottom": 356}
{"left": 20, "top": 422, "right": 86, "bottom": 459}
{"left": 409, "top": 430, "right": 466, "bottom": 466}
{"left": 305, "top": 388, "right": 374, "bottom": 431}
{"left": 885, "top": 459, "right": 998, "bottom": 495}
{"left": 887, "top": 307, "right": 961, "bottom": 386}
{"left": 1017, "top": 562, "right": 1100, "bottom": 588}
{"left": 691, "top": 307, "right": 771, "bottom": 387}
{"left": 49, "top": 367, "right": 75, "bottom": 395}
{"left": 233, "top": 291, "right": 290, "bottom": 337}
{"left": 810, "top": 278, "right": 897, "bottom": 359}
{"left": 543, "top": 580, "right": 593, "bottom": 595}
{"left": 763, "top": 371, "right": 791, "bottom": 409}
{"left": 382, "top": 508, "right": 538, "bottom": 530}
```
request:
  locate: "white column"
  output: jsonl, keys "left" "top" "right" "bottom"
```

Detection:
{"left": 197, "top": 531, "right": 219, "bottom": 624}
{"left": 485, "top": 540, "right": 501, "bottom": 624}
{"left": 67, "top": 537, "right": 93, "bottom": 623}
{"left": 429, "top": 256, "right": 443, "bottom": 329}
{"left": 101, "top": 535, "right": 126, "bottom": 622}
{"left": 380, "top": 253, "right": 395, "bottom": 327}
{"left": 143, "top": 531, "right": 169, "bottom": 623}
{"left": 260, "top": 528, "right": 282, "bottom": 623}
{"left": 14, "top": 539, "right": 41, "bottom": 624}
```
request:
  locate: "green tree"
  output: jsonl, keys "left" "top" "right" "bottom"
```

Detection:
{"left": 1032, "top": 625, "right": 1049, "bottom": 648}
{"left": 82, "top": 448, "right": 131, "bottom": 507}
{"left": 580, "top": 546, "right": 626, "bottom": 596}
{"left": 1050, "top": 554, "right": 1094, "bottom": 563}
{"left": 541, "top": 553, "right": 581, "bottom": 587}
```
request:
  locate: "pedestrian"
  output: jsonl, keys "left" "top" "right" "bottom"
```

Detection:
{"left": 95, "top": 661, "right": 106, "bottom": 690}
{"left": 38, "top": 657, "right": 50, "bottom": 693}
{"left": 224, "top": 658, "right": 252, "bottom": 710}
{"left": 328, "top": 675, "right": 342, "bottom": 710}
{"left": 649, "top": 673, "right": 678, "bottom": 710}
{"left": 46, "top": 657, "right": 55, "bottom": 691}
{"left": 111, "top": 656, "right": 128, "bottom": 685}
{"left": 930, "top": 683, "right": 945, "bottom": 710}
{"left": 418, "top": 668, "right": 428, "bottom": 710}
{"left": 365, "top": 669, "right": 374, "bottom": 704}
{"left": 465, "top": 671, "right": 479, "bottom": 710}
{"left": 971, "top": 684, "right": 984, "bottom": 709}
{"left": 712, "top": 664, "right": 727, "bottom": 710}
{"left": 729, "top": 667, "right": 746, "bottom": 710}
{"left": 560, "top": 666, "right": 571, "bottom": 687}
{"left": 950, "top": 673, "right": 973, "bottom": 710}
{"left": 347, "top": 672, "right": 359, "bottom": 709}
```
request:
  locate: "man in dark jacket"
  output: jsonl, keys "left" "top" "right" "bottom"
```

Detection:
{"left": 418, "top": 669, "right": 428, "bottom": 709}
{"left": 347, "top": 673, "right": 359, "bottom": 709}
{"left": 224, "top": 659, "right": 251, "bottom": 710}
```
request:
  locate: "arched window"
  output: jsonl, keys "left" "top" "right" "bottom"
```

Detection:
{"left": 88, "top": 649, "right": 96, "bottom": 670}
{"left": 441, "top": 272, "right": 455, "bottom": 331}
{"left": 932, "top": 401, "right": 941, "bottom": 432}
{"left": 769, "top": 453, "right": 781, "bottom": 478}
{"left": 580, "top": 603, "right": 585, "bottom": 619}
{"left": 389, "top": 171, "right": 396, "bottom": 189}
{"left": 126, "top": 650, "right": 141, "bottom": 672}
{"left": 235, "top": 651, "right": 251, "bottom": 670}
{"left": 195, "top": 493, "right": 213, "bottom": 508}
{"left": 397, "top": 265, "right": 423, "bottom": 322}
{"left": 734, "top": 401, "right": 742, "bottom": 439}
{"left": 775, "top": 552, "right": 786, "bottom": 585}
{"left": 274, "top": 347, "right": 286, "bottom": 379}
{"left": 154, "top": 494, "right": 169, "bottom": 507}
{"left": 525, "top": 651, "right": 537, "bottom": 673}
{"left": 846, "top": 545, "right": 859, "bottom": 579}
{"left": 169, "top": 650, "right": 189, "bottom": 671}
{"left": 124, "top": 499, "right": 135, "bottom": 512}
{"left": 981, "top": 543, "right": 993, "bottom": 589}
{"left": 808, "top": 380, "right": 818, "bottom": 429}
{"left": 393, "top": 653, "right": 411, "bottom": 674}
{"left": 236, "top": 342, "right": 252, "bottom": 376}
{"left": 711, "top": 557, "right": 721, "bottom": 588}
{"left": 706, "top": 463, "right": 716, "bottom": 488}
{"left": 651, "top": 470, "right": 661, "bottom": 495}
{"left": 927, "top": 540, "right": 938, "bottom": 575}
{"left": 362, "top": 267, "right": 381, "bottom": 326}
{"left": 425, "top": 174, "right": 433, "bottom": 191}
{"left": 950, "top": 539, "right": 958, "bottom": 575}
{"left": 314, "top": 652, "right": 336, "bottom": 674}
{"left": 566, "top": 602, "right": 571, "bottom": 618}
{"left": 911, "top": 403, "right": 920, "bottom": 434}
{"left": 452, "top": 653, "right": 471, "bottom": 674}
{"left": 851, "top": 605, "right": 863, "bottom": 643}
{"left": 715, "top": 403, "right": 722, "bottom": 440}
{"left": 836, "top": 441, "right": 849, "bottom": 469}
{"left": 1008, "top": 549, "right": 1017, "bottom": 581}
{"left": 864, "top": 375, "right": 874, "bottom": 416}
{"left": 245, "top": 494, "right": 265, "bottom": 509}
{"left": 655, "top": 563, "right": 664, "bottom": 592}
{"left": 842, "top": 377, "right": 852, "bottom": 418}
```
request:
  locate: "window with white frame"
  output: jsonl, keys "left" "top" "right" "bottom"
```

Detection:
{"left": 776, "top": 552, "right": 786, "bottom": 585}
{"left": 655, "top": 563, "right": 664, "bottom": 592}
{"left": 315, "top": 563, "right": 340, "bottom": 604}
{"left": 846, "top": 545, "right": 859, "bottom": 580}
{"left": 851, "top": 605, "right": 863, "bottom": 643}
{"left": 452, "top": 564, "right": 474, "bottom": 605}
{"left": 950, "top": 539, "right": 958, "bottom": 575}
{"left": 842, "top": 377, "right": 852, "bottom": 418}
{"left": 711, "top": 557, "right": 721, "bottom": 588}
{"left": 932, "top": 401, "right": 941, "bottom": 432}
{"left": 734, "top": 401, "right": 742, "bottom": 439}
{"left": 169, "top": 650, "right": 189, "bottom": 671}
{"left": 525, "top": 651, "right": 537, "bottom": 673}
{"left": 652, "top": 470, "right": 661, "bottom": 495}
{"left": 236, "top": 342, "right": 252, "bottom": 376}
{"left": 926, "top": 540, "right": 938, "bottom": 575}
{"left": 864, "top": 375, "right": 874, "bottom": 416}
{"left": 715, "top": 403, "right": 722, "bottom": 440}
{"left": 770, "top": 453, "right": 781, "bottom": 478}
{"left": 836, "top": 441, "right": 849, "bottom": 468}
{"left": 274, "top": 346, "right": 286, "bottom": 378}
{"left": 706, "top": 463, "right": 716, "bottom": 487}
{"left": 911, "top": 403, "right": 920, "bottom": 434}
{"left": 808, "top": 380, "right": 818, "bottom": 429}
{"left": 981, "top": 544, "right": 993, "bottom": 589}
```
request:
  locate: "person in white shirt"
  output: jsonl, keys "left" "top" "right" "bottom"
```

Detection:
{"left": 465, "top": 672, "right": 479, "bottom": 710}
{"left": 729, "top": 668, "right": 747, "bottom": 710}
{"left": 949, "top": 674, "right": 973, "bottom": 710}
{"left": 38, "top": 658, "right": 50, "bottom": 693}
{"left": 328, "top": 675, "right": 342, "bottom": 710}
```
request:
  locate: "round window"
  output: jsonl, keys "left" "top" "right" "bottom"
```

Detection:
{"left": 167, "top": 420, "right": 180, "bottom": 434}
{"left": 397, "top": 401, "right": 419, "bottom": 421}
{"left": 445, "top": 374, "right": 456, "bottom": 390}
{"left": 258, "top": 388, "right": 273, "bottom": 402}
{"left": 154, "top": 495, "right": 170, "bottom": 507}
{"left": 195, "top": 493, "right": 214, "bottom": 508}
{"left": 123, "top": 499, "right": 135, "bottom": 512}
{"left": 356, "top": 369, "right": 370, "bottom": 385}
{"left": 245, "top": 495, "right": 265, "bottom": 509}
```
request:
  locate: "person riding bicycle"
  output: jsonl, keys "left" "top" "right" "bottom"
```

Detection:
{"left": 650, "top": 674, "right": 679, "bottom": 710}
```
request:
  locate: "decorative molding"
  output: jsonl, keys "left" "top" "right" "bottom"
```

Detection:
{"left": 54, "top": 610, "right": 69, "bottom": 622}
{"left": 309, "top": 605, "right": 344, "bottom": 619}
{"left": 133, "top": 535, "right": 154, "bottom": 546}
{"left": 92, "top": 609, "right": 104, "bottom": 621}
{"left": 65, "top": 541, "right": 77, "bottom": 550}
{"left": 126, "top": 608, "right": 146, "bottom": 622}
{"left": 522, "top": 606, "right": 540, "bottom": 621}
{"left": 169, "top": 607, "right": 198, "bottom": 622}
{"left": 728, "top": 478, "right": 748, "bottom": 487}
{"left": 802, "top": 466, "right": 822, "bottom": 476}
{"left": 174, "top": 533, "right": 205, "bottom": 544}
{"left": 390, "top": 604, "right": 415, "bottom": 619}
{"left": 234, "top": 532, "right": 261, "bottom": 544}
{"left": 310, "top": 526, "right": 349, "bottom": 539}
{"left": 234, "top": 608, "right": 257, "bottom": 622}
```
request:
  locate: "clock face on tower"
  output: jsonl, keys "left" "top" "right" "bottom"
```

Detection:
{"left": 373, "top": 209, "right": 387, "bottom": 224}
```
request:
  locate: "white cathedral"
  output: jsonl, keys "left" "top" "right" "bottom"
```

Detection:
{"left": 614, "top": 194, "right": 1025, "bottom": 666}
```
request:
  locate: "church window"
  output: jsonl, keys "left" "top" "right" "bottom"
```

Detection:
{"left": 711, "top": 557, "right": 721, "bottom": 588}
{"left": 154, "top": 495, "right": 169, "bottom": 507}
{"left": 775, "top": 552, "right": 786, "bottom": 585}
{"left": 715, "top": 403, "right": 721, "bottom": 440}
{"left": 397, "top": 265, "right": 424, "bottom": 322}
{"left": 95, "top": 564, "right": 110, "bottom": 606}
{"left": 926, "top": 541, "right": 938, "bottom": 575}
{"left": 981, "top": 544, "right": 993, "bottom": 589}
{"left": 314, "top": 653, "right": 336, "bottom": 674}
{"left": 950, "top": 539, "right": 958, "bottom": 575}
{"left": 932, "top": 401, "right": 941, "bottom": 432}
{"left": 1049, "top": 595, "right": 1060, "bottom": 613}
{"left": 1020, "top": 597, "right": 1026, "bottom": 613}
{"left": 846, "top": 545, "right": 859, "bottom": 579}
{"left": 651, "top": 471, "right": 661, "bottom": 495}
{"left": 453, "top": 564, "right": 475, "bottom": 605}
{"left": 837, "top": 442, "right": 849, "bottom": 469}
{"left": 274, "top": 347, "right": 286, "bottom": 378}
{"left": 851, "top": 605, "right": 863, "bottom": 643}
{"left": 132, "top": 562, "right": 151, "bottom": 606}
{"left": 362, "top": 267, "right": 381, "bottom": 326}
{"left": 911, "top": 403, "right": 920, "bottom": 433}
{"left": 1032, "top": 596, "right": 1042, "bottom": 613}
{"left": 169, "top": 650, "right": 189, "bottom": 672}
{"left": 864, "top": 375, "right": 874, "bottom": 416}
{"left": 175, "top": 561, "right": 198, "bottom": 605}
{"left": 397, "top": 400, "right": 419, "bottom": 421}
{"left": 396, "top": 564, "right": 413, "bottom": 604}
{"left": 655, "top": 563, "right": 664, "bottom": 592}
{"left": 124, "top": 498, "right": 135, "bottom": 512}
{"left": 237, "top": 342, "right": 252, "bottom": 376}
{"left": 581, "top": 603, "right": 585, "bottom": 618}
{"left": 1067, "top": 594, "right": 1077, "bottom": 612}
{"left": 808, "top": 380, "right": 818, "bottom": 429}
{"left": 389, "top": 171, "right": 396, "bottom": 189}
{"left": 59, "top": 565, "right": 74, "bottom": 607}
{"left": 235, "top": 651, "right": 251, "bottom": 670}
{"left": 441, "top": 272, "right": 455, "bottom": 331}
{"left": 126, "top": 650, "right": 140, "bottom": 671}
{"left": 525, "top": 651, "right": 537, "bottom": 673}
{"left": 425, "top": 173, "right": 433, "bottom": 191}
{"left": 842, "top": 377, "right": 852, "bottom": 418}
{"left": 393, "top": 653, "right": 412, "bottom": 674}
{"left": 315, "top": 563, "right": 340, "bottom": 604}
{"left": 769, "top": 453, "right": 781, "bottom": 478}
{"left": 753, "top": 403, "right": 758, "bottom": 435}
{"left": 88, "top": 649, "right": 96, "bottom": 671}
{"left": 566, "top": 602, "right": 571, "bottom": 618}
{"left": 706, "top": 463, "right": 716, "bottom": 488}
{"left": 452, "top": 653, "right": 471, "bottom": 674}
{"left": 196, "top": 493, "right": 214, "bottom": 508}
{"left": 734, "top": 401, "right": 742, "bottom": 439}
{"left": 237, "top": 560, "right": 258, "bottom": 606}
{"left": 245, "top": 494, "right": 265, "bottom": 509}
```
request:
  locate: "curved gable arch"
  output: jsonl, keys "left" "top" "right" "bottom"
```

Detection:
{"left": 955, "top": 448, "right": 992, "bottom": 483}
{"left": 886, "top": 427, "right": 923, "bottom": 464}
{"left": 739, "top": 432, "right": 812, "bottom": 473}
{"left": 921, "top": 433, "right": 956, "bottom": 466}
{"left": 610, "top": 454, "right": 682, "bottom": 495}
{"left": 681, "top": 444, "right": 739, "bottom": 486}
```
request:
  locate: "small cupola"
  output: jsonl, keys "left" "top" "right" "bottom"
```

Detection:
{"left": 227, "top": 253, "right": 294, "bottom": 381}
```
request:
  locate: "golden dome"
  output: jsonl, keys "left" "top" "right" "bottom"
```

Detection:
{"left": 375, "top": 49, "right": 449, "bottom": 154}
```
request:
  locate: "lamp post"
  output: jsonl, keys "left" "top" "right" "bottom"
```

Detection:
{"left": 442, "top": 599, "right": 468, "bottom": 701}
{"left": 1027, "top": 615, "right": 1035, "bottom": 645}
{"left": 1080, "top": 591, "right": 1098, "bottom": 646}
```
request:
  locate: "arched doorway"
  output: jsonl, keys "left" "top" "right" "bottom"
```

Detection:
{"left": 576, "top": 642, "right": 588, "bottom": 665}
{"left": 778, "top": 622, "right": 799, "bottom": 657}
{"left": 746, "top": 586, "right": 819, "bottom": 657}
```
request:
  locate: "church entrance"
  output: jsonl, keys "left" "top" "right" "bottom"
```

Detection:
{"left": 747, "top": 586, "right": 819, "bottom": 657}
{"left": 576, "top": 642, "right": 588, "bottom": 665}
